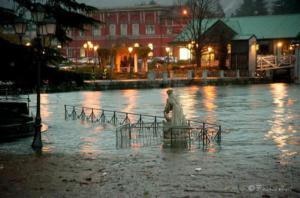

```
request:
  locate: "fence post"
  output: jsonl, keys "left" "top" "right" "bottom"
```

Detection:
{"left": 202, "top": 123, "right": 205, "bottom": 145}
{"left": 218, "top": 125, "right": 222, "bottom": 141}
{"left": 154, "top": 116, "right": 157, "bottom": 135}
{"left": 64, "top": 105, "right": 67, "bottom": 120}
{"left": 72, "top": 106, "right": 76, "bottom": 120}
{"left": 129, "top": 124, "right": 132, "bottom": 139}
{"left": 113, "top": 111, "right": 116, "bottom": 125}
{"left": 91, "top": 108, "right": 94, "bottom": 123}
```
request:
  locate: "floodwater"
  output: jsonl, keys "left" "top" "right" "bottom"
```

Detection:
{"left": 1, "top": 83, "right": 299, "bottom": 163}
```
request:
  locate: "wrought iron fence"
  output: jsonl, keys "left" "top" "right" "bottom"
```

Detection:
{"left": 64, "top": 105, "right": 222, "bottom": 149}
{"left": 116, "top": 122, "right": 221, "bottom": 149}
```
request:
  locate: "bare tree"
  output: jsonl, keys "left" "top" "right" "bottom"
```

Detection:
{"left": 179, "top": 0, "right": 224, "bottom": 68}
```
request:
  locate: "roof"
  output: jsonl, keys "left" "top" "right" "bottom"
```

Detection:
{"left": 97, "top": 4, "right": 172, "bottom": 12}
{"left": 174, "top": 14, "right": 300, "bottom": 42}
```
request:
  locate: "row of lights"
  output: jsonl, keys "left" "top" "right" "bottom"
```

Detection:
{"left": 83, "top": 41, "right": 99, "bottom": 51}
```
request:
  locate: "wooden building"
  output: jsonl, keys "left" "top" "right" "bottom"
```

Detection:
{"left": 173, "top": 14, "right": 300, "bottom": 76}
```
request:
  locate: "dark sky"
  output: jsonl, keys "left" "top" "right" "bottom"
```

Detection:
{"left": 0, "top": 0, "right": 274, "bottom": 16}
{"left": 78, "top": 0, "right": 243, "bottom": 15}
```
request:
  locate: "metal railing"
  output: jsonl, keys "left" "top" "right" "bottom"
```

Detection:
{"left": 0, "top": 88, "right": 31, "bottom": 110}
{"left": 257, "top": 55, "right": 295, "bottom": 71}
{"left": 64, "top": 105, "right": 222, "bottom": 148}
{"left": 116, "top": 122, "right": 221, "bottom": 149}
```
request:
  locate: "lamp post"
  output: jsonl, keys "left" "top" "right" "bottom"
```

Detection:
{"left": 276, "top": 42, "right": 282, "bottom": 64}
{"left": 14, "top": 17, "right": 27, "bottom": 44}
{"left": 165, "top": 47, "right": 171, "bottom": 78}
{"left": 165, "top": 47, "right": 170, "bottom": 64}
{"left": 83, "top": 41, "right": 94, "bottom": 64}
{"left": 187, "top": 43, "right": 192, "bottom": 64}
{"left": 128, "top": 46, "right": 133, "bottom": 78}
{"left": 93, "top": 45, "right": 99, "bottom": 81}
{"left": 93, "top": 45, "right": 99, "bottom": 66}
{"left": 29, "top": 3, "right": 56, "bottom": 149}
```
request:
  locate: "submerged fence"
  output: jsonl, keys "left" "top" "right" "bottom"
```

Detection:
{"left": 64, "top": 105, "right": 222, "bottom": 149}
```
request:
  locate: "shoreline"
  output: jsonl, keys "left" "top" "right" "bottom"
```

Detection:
{"left": 0, "top": 150, "right": 299, "bottom": 197}
{"left": 44, "top": 77, "right": 274, "bottom": 93}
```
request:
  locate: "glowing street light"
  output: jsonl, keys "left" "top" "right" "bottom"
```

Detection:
{"left": 276, "top": 42, "right": 283, "bottom": 59}
{"left": 14, "top": 17, "right": 27, "bottom": 43}
{"left": 182, "top": 9, "right": 188, "bottom": 16}
{"left": 83, "top": 41, "right": 96, "bottom": 63}
{"left": 165, "top": 47, "right": 171, "bottom": 64}
{"left": 128, "top": 46, "right": 134, "bottom": 78}
{"left": 29, "top": 3, "right": 56, "bottom": 149}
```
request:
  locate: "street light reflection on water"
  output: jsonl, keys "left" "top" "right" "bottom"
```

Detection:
{"left": 266, "top": 83, "right": 299, "bottom": 164}
{"left": 2, "top": 84, "right": 299, "bottom": 164}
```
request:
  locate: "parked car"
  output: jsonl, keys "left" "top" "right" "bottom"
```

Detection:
{"left": 164, "top": 56, "right": 178, "bottom": 63}
{"left": 77, "top": 57, "right": 89, "bottom": 64}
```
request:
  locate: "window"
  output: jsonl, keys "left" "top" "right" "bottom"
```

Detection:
{"left": 66, "top": 29, "right": 72, "bottom": 37}
{"left": 146, "top": 25, "right": 155, "bottom": 35}
{"left": 166, "top": 27, "right": 172, "bottom": 35}
{"left": 93, "top": 27, "right": 101, "bottom": 36}
{"left": 132, "top": 24, "right": 139, "bottom": 35}
{"left": 109, "top": 24, "right": 116, "bottom": 36}
{"left": 120, "top": 24, "right": 127, "bottom": 36}
{"left": 79, "top": 30, "right": 84, "bottom": 37}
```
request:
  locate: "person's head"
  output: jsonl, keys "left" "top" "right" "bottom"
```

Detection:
{"left": 167, "top": 89, "right": 173, "bottom": 95}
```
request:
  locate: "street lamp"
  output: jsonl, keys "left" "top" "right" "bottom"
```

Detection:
{"left": 30, "top": 3, "right": 56, "bottom": 149}
{"left": 14, "top": 17, "right": 27, "bottom": 43}
{"left": 83, "top": 41, "right": 94, "bottom": 63}
{"left": 93, "top": 44, "right": 99, "bottom": 65}
{"left": 187, "top": 43, "right": 192, "bottom": 63}
{"left": 165, "top": 47, "right": 170, "bottom": 64}
{"left": 93, "top": 45, "right": 99, "bottom": 80}
{"left": 128, "top": 46, "right": 133, "bottom": 77}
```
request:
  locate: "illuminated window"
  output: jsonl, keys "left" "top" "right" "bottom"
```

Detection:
{"left": 227, "top": 44, "right": 231, "bottom": 54}
{"left": 179, "top": 48, "right": 190, "bottom": 60}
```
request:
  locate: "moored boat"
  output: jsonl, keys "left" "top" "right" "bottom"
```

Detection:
{"left": 0, "top": 90, "right": 35, "bottom": 142}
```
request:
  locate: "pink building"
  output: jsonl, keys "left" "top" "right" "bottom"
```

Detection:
{"left": 63, "top": 4, "right": 188, "bottom": 69}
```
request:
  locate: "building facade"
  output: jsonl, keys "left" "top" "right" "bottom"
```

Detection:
{"left": 63, "top": 4, "right": 189, "bottom": 69}
{"left": 173, "top": 14, "right": 300, "bottom": 75}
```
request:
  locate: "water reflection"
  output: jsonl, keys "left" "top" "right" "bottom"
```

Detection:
{"left": 121, "top": 90, "right": 138, "bottom": 120}
{"left": 266, "top": 83, "right": 298, "bottom": 163}
{"left": 180, "top": 86, "right": 198, "bottom": 120}
{"left": 41, "top": 94, "right": 51, "bottom": 120}
{"left": 80, "top": 126, "right": 104, "bottom": 156}
{"left": 81, "top": 92, "right": 102, "bottom": 109}
{"left": 202, "top": 86, "right": 217, "bottom": 123}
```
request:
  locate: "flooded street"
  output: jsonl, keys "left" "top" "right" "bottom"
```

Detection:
{"left": 0, "top": 83, "right": 299, "bottom": 197}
